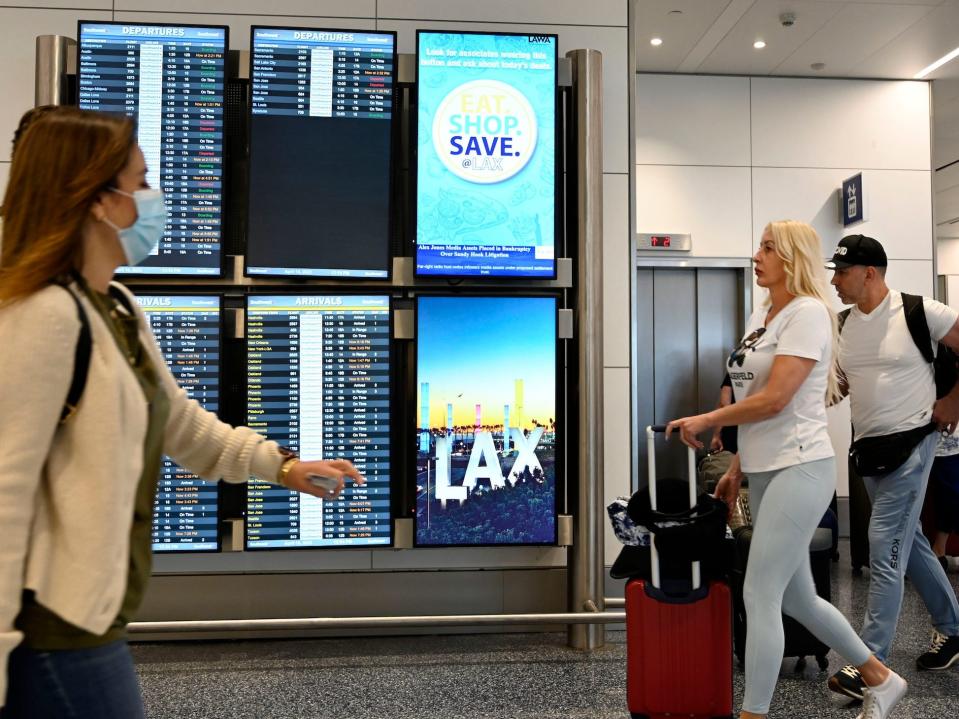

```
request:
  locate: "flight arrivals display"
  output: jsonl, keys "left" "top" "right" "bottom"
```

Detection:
{"left": 77, "top": 22, "right": 227, "bottom": 276}
{"left": 245, "top": 295, "right": 392, "bottom": 548}
{"left": 415, "top": 31, "right": 558, "bottom": 278}
{"left": 138, "top": 294, "right": 221, "bottom": 552}
{"left": 246, "top": 28, "right": 395, "bottom": 278}
{"left": 415, "top": 295, "right": 558, "bottom": 546}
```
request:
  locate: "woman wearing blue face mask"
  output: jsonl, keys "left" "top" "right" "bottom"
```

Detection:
{"left": 0, "top": 108, "right": 365, "bottom": 718}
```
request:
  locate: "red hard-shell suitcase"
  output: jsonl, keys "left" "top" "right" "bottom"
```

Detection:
{"left": 626, "top": 425, "right": 734, "bottom": 719}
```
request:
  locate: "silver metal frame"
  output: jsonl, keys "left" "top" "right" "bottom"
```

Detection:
{"left": 36, "top": 32, "right": 613, "bottom": 644}
{"left": 34, "top": 35, "right": 75, "bottom": 106}
{"left": 128, "top": 612, "right": 626, "bottom": 634}
{"left": 567, "top": 48, "right": 606, "bottom": 651}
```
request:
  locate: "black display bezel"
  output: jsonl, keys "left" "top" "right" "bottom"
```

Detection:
{"left": 135, "top": 291, "right": 225, "bottom": 554}
{"left": 412, "top": 29, "right": 561, "bottom": 281}
{"left": 412, "top": 292, "right": 562, "bottom": 548}
{"left": 242, "top": 290, "right": 395, "bottom": 551}
{"left": 243, "top": 25, "right": 399, "bottom": 281}
{"left": 76, "top": 20, "right": 230, "bottom": 279}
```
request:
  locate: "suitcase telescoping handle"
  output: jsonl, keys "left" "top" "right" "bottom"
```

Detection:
{"left": 646, "top": 425, "right": 702, "bottom": 592}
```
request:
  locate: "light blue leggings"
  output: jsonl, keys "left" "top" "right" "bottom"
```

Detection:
{"left": 742, "top": 458, "right": 872, "bottom": 715}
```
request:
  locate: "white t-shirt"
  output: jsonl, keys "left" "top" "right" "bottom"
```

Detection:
{"left": 839, "top": 290, "right": 958, "bottom": 441}
{"left": 731, "top": 296, "right": 835, "bottom": 474}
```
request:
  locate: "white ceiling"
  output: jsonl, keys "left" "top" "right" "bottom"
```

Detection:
{"left": 635, "top": 0, "right": 959, "bottom": 80}
{"left": 633, "top": 1, "right": 959, "bottom": 227}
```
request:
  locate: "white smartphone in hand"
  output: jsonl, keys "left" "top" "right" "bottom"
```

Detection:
{"left": 307, "top": 473, "right": 340, "bottom": 493}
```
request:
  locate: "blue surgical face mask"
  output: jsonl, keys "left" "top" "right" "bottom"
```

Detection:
{"left": 102, "top": 188, "right": 168, "bottom": 266}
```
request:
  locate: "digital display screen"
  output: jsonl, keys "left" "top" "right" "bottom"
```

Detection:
{"left": 415, "top": 296, "right": 558, "bottom": 546}
{"left": 245, "top": 295, "right": 392, "bottom": 548}
{"left": 138, "top": 294, "right": 221, "bottom": 552}
{"left": 77, "top": 22, "right": 227, "bottom": 277}
{"left": 246, "top": 28, "right": 395, "bottom": 279}
{"left": 650, "top": 236, "right": 671, "bottom": 247}
{"left": 415, "top": 31, "right": 558, "bottom": 278}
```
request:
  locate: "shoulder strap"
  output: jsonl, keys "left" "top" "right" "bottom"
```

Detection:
{"left": 837, "top": 308, "right": 851, "bottom": 334}
{"left": 59, "top": 285, "right": 92, "bottom": 423}
{"left": 901, "top": 293, "right": 935, "bottom": 364}
{"left": 107, "top": 282, "right": 136, "bottom": 316}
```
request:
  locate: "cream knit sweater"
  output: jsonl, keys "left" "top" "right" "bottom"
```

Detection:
{"left": 0, "top": 282, "right": 284, "bottom": 706}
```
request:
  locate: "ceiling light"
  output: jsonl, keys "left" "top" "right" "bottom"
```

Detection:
{"left": 753, "top": 40, "right": 766, "bottom": 50}
{"left": 915, "top": 46, "right": 959, "bottom": 79}
{"left": 650, "top": 37, "right": 663, "bottom": 47}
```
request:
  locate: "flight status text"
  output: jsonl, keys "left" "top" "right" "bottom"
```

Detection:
{"left": 246, "top": 295, "right": 391, "bottom": 548}
{"left": 78, "top": 24, "right": 226, "bottom": 276}
{"left": 139, "top": 295, "right": 221, "bottom": 552}
{"left": 251, "top": 29, "right": 393, "bottom": 119}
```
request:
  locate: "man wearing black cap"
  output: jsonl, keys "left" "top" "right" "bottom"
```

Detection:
{"left": 826, "top": 234, "right": 959, "bottom": 699}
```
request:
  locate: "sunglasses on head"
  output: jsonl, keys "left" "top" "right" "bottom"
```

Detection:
{"left": 727, "top": 327, "right": 766, "bottom": 368}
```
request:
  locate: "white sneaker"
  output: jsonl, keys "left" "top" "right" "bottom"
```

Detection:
{"left": 855, "top": 670, "right": 907, "bottom": 719}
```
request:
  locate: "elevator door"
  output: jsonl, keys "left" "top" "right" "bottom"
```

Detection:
{"left": 634, "top": 267, "right": 747, "bottom": 488}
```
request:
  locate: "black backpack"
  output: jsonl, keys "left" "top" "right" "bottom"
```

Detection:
{"left": 58, "top": 282, "right": 136, "bottom": 423}
{"left": 839, "top": 292, "right": 959, "bottom": 399}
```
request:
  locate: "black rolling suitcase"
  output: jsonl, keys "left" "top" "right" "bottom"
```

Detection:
{"left": 732, "top": 522, "right": 834, "bottom": 670}
{"left": 848, "top": 456, "right": 872, "bottom": 574}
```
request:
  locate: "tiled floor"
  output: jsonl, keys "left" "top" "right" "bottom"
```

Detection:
{"left": 132, "top": 544, "right": 959, "bottom": 718}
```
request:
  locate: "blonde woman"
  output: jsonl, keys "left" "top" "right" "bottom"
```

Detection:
{"left": 667, "top": 221, "right": 906, "bottom": 719}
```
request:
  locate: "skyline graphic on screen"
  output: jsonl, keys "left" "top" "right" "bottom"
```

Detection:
{"left": 415, "top": 295, "right": 557, "bottom": 546}
{"left": 415, "top": 32, "right": 558, "bottom": 278}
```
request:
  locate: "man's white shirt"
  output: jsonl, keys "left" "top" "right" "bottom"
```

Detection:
{"left": 839, "top": 290, "right": 957, "bottom": 441}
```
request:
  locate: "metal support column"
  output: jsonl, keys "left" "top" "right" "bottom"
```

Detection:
{"left": 35, "top": 35, "right": 75, "bottom": 106}
{"left": 566, "top": 48, "right": 605, "bottom": 650}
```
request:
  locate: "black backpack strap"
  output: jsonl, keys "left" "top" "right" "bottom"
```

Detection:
{"left": 902, "top": 292, "right": 935, "bottom": 364}
{"left": 107, "top": 282, "right": 136, "bottom": 316}
{"left": 59, "top": 285, "right": 92, "bottom": 423}
{"left": 837, "top": 308, "right": 851, "bottom": 334}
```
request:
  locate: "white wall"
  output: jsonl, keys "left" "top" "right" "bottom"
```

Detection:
{"left": 0, "top": 2, "right": 632, "bottom": 573}
{"left": 636, "top": 74, "right": 935, "bottom": 496}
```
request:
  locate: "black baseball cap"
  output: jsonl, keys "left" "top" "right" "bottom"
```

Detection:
{"left": 826, "top": 234, "right": 887, "bottom": 270}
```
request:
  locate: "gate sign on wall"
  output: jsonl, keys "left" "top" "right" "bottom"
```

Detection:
{"left": 840, "top": 172, "right": 865, "bottom": 227}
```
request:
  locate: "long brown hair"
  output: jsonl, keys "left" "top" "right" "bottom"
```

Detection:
{"left": 0, "top": 108, "right": 135, "bottom": 302}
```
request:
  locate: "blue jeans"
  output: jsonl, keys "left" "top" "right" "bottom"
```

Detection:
{"left": 1, "top": 640, "right": 144, "bottom": 718}
{"left": 742, "top": 458, "right": 871, "bottom": 715}
{"left": 861, "top": 431, "right": 959, "bottom": 662}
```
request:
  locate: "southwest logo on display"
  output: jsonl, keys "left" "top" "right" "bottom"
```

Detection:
{"left": 432, "top": 79, "right": 537, "bottom": 184}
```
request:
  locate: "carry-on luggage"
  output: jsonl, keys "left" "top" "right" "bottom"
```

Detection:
{"left": 626, "top": 426, "right": 734, "bottom": 719}
{"left": 731, "top": 520, "right": 834, "bottom": 671}
{"left": 848, "top": 456, "right": 872, "bottom": 573}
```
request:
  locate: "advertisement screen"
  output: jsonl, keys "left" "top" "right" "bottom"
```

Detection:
{"left": 415, "top": 32, "right": 558, "bottom": 278}
{"left": 138, "top": 295, "right": 221, "bottom": 552}
{"left": 245, "top": 295, "right": 392, "bottom": 549}
{"left": 78, "top": 22, "right": 227, "bottom": 276}
{"left": 415, "top": 296, "right": 558, "bottom": 546}
{"left": 246, "top": 28, "right": 395, "bottom": 278}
